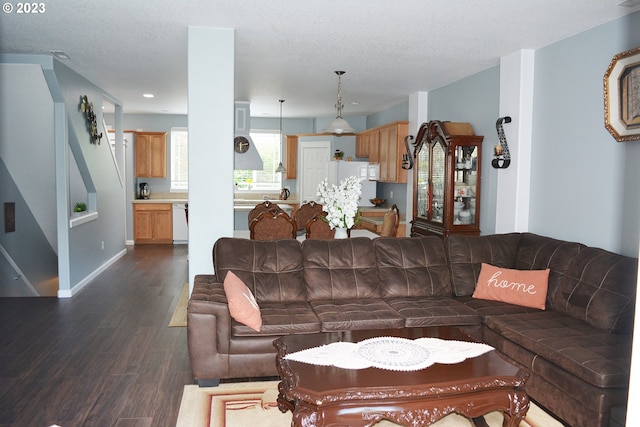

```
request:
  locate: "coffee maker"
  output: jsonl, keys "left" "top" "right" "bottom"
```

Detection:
{"left": 139, "top": 183, "right": 150, "bottom": 199}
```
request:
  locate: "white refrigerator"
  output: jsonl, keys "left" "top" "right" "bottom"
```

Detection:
{"left": 327, "top": 161, "right": 377, "bottom": 204}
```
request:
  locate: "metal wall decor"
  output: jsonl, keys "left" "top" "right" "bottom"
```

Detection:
{"left": 492, "top": 116, "right": 511, "bottom": 169}
{"left": 401, "top": 135, "right": 415, "bottom": 170}
{"left": 79, "top": 95, "right": 102, "bottom": 145}
{"left": 604, "top": 46, "right": 640, "bottom": 142}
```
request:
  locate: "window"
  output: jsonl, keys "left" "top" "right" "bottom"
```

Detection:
{"left": 171, "top": 127, "right": 188, "bottom": 191}
{"left": 170, "top": 128, "right": 282, "bottom": 192}
{"left": 234, "top": 130, "right": 282, "bottom": 191}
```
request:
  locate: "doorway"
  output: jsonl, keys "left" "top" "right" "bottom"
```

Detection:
{"left": 298, "top": 140, "right": 331, "bottom": 203}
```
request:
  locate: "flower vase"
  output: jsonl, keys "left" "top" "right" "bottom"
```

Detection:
{"left": 334, "top": 227, "right": 348, "bottom": 239}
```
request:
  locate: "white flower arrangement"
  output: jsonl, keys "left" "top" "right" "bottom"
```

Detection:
{"left": 317, "top": 175, "right": 363, "bottom": 229}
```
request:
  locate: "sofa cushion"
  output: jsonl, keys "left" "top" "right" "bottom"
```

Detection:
{"left": 213, "top": 238, "right": 306, "bottom": 303}
{"left": 444, "top": 233, "right": 522, "bottom": 296}
{"left": 472, "top": 263, "right": 549, "bottom": 310}
{"left": 309, "top": 299, "right": 405, "bottom": 331}
{"left": 514, "top": 233, "right": 584, "bottom": 309}
{"left": 231, "top": 301, "right": 321, "bottom": 337}
{"left": 483, "top": 327, "right": 629, "bottom": 420}
{"left": 553, "top": 247, "right": 638, "bottom": 334}
{"left": 457, "top": 295, "right": 543, "bottom": 320}
{"left": 374, "top": 236, "right": 452, "bottom": 298}
{"left": 302, "top": 238, "right": 380, "bottom": 300}
{"left": 485, "top": 311, "right": 632, "bottom": 388}
{"left": 386, "top": 296, "right": 480, "bottom": 327}
{"left": 224, "top": 271, "right": 262, "bottom": 331}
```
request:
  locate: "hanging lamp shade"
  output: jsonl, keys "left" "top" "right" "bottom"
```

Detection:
{"left": 324, "top": 117, "right": 354, "bottom": 135}
{"left": 275, "top": 162, "right": 287, "bottom": 173}
{"left": 275, "top": 99, "right": 287, "bottom": 173}
{"left": 323, "top": 71, "right": 355, "bottom": 135}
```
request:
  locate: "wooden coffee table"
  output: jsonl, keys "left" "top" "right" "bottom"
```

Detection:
{"left": 274, "top": 326, "right": 529, "bottom": 427}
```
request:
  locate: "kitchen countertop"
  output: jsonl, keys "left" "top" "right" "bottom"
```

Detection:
{"left": 234, "top": 198, "right": 299, "bottom": 205}
{"left": 132, "top": 192, "right": 188, "bottom": 204}
{"left": 234, "top": 204, "right": 293, "bottom": 212}
{"left": 132, "top": 198, "right": 188, "bottom": 204}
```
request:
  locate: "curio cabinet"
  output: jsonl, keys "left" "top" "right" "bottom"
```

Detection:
{"left": 411, "top": 121, "right": 484, "bottom": 238}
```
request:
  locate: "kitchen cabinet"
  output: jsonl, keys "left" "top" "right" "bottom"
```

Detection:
{"left": 410, "top": 120, "right": 484, "bottom": 239}
{"left": 285, "top": 135, "right": 298, "bottom": 179}
{"left": 135, "top": 132, "right": 167, "bottom": 178}
{"left": 355, "top": 132, "right": 371, "bottom": 158}
{"left": 133, "top": 203, "right": 172, "bottom": 244}
{"left": 368, "top": 130, "right": 380, "bottom": 163}
{"left": 355, "top": 121, "right": 407, "bottom": 182}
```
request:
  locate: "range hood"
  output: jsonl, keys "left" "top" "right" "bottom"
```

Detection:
{"left": 234, "top": 101, "right": 263, "bottom": 171}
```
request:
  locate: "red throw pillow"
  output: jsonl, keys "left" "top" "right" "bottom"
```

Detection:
{"left": 223, "top": 271, "right": 262, "bottom": 331}
{"left": 472, "top": 263, "right": 550, "bottom": 310}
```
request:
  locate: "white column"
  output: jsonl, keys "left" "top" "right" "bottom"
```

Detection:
{"left": 405, "top": 91, "right": 429, "bottom": 236}
{"left": 629, "top": 236, "right": 640, "bottom": 424}
{"left": 187, "top": 27, "right": 235, "bottom": 290}
{"left": 495, "top": 50, "right": 535, "bottom": 233}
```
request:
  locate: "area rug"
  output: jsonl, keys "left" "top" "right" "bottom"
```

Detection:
{"left": 168, "top": 283, "right": 189, "bottom": 327}
{"left": 175, "top": 380, "right": 562, "bottom": 427}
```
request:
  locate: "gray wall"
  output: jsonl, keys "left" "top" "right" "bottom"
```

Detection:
{"left": 421, "top": 10, "right": 640, "bottom": 256}
{"left": 531, "top": 11, "right": 640, "bottom": 255}
{"left": 366, "top": 102, "right": 409, "bottom": 129}
{"left": 0, "top": 56, "right": 127, "bottom": 296}
{"left": 52, "top": 60, "right": 127, "bottom": 286}
{"left": 427, "top": 66, "right": 501, "bottom": 236}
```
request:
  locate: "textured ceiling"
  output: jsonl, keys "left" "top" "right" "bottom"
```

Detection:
{"left": 1, "top": 0, "right": 638, "bottom": 118}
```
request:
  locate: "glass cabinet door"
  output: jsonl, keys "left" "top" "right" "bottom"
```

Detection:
{"left": 452, "top": 145, "right": 478, "bottom": 226}
{"left": 430, "top": 141, "right": 446, "bottom": 224}
{"left": 416, "top": 146, "right": 429, "bottom": 219}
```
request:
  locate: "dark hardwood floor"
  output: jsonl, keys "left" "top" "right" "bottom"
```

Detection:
{"left": 0, "top": 244, "right": 192, "bottom": 427}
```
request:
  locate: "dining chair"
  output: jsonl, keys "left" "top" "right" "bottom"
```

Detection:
{"left": 305, "top": 213, "right": 335, "bottom": 240}
{"left": 249, "top": 210, "right": 297, "bottom": 240}
{"left": 293, "top": 201, "right": 324, "bottom": 234}
{"left": 379, "top": 204, "right": 400, "bottom": 237}
{"left": 248, "top": 201, "right": 284, "bottom": 227}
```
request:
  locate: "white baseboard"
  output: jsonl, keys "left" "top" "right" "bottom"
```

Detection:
{"left": 57, "top": 248, "right": 128, "bottom": 298}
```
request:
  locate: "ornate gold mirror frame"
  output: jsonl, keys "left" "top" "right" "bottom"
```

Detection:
{"left": 604, "top": 46, "right": 640, "bottom": 142}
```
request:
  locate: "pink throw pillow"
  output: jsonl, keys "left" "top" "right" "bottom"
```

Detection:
{"left": 472, "top": 263, "right": 549, "bottom": 310}
{"left": 223, "top": 271, "right": 262, "bottom": 331}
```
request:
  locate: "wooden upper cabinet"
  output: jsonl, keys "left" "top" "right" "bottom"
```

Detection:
{"left": 356, "top": 121, "right": 407, "bottom": 183}
{"left": 369, "top": 130, "right": 380, "bottom": 164}
{"left": 135, "top": 132, "right": 167, "bottom": 178}
{"left": 355, "top": 132, "right": 369, "bottom": 158}
{"left": 285, "top": 135, "right": 298, "bottom": 179}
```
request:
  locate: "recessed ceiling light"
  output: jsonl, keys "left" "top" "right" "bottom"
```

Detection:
{"left": 350, "top": 101, "right": 360, "bottom": 105}
{"left": 143, "top": 93, "right": 154, "bottom": 98}
{"left": 50, "top": 50, "right": 70, "bottom": 60}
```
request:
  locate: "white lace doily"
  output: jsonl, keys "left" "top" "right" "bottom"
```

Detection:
{"left": 284, "top": 336, "right": 494, "bottom": 371}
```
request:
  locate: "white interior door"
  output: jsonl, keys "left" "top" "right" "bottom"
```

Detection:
{"left": 299, "top": 141, "right": 331, "bottom": 203}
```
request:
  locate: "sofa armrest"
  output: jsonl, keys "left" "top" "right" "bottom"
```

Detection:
{"left": 187, "top": 274, "right": 232, "bottom": 381}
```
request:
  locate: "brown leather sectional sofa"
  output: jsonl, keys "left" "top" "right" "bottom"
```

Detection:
{"left": 187, "top": 233, "right": 637, "bottom": 427}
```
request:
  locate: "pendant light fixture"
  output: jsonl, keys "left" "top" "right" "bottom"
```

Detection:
{"left": 275, "top": 99, "right": 287, "bottom": 173}
{"left": 323, "top": 71, "right": 355, "bottom": 135}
